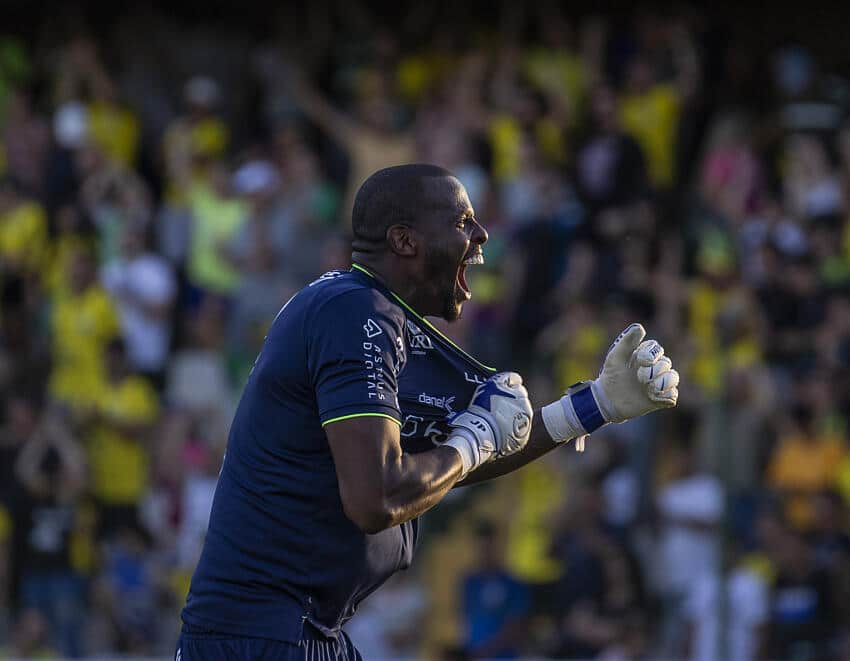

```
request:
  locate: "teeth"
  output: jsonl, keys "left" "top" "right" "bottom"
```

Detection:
{"left": 463, "top": 253, "right": 484, "bottom": 265}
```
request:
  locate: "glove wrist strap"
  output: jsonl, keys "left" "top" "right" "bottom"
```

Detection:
{"left": 542, "top": 382, "right": 608, "bottom": 444}
{"left": 574, "top": 383, "right": 608, "bottom": 430}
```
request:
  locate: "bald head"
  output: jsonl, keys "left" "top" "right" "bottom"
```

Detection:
{"left": 351, "top": 164, "right": 456, "bottom": 245}
{"left": 349, "top": 163, "right": 487, "bottom": 321}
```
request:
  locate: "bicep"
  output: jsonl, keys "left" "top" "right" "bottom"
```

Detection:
{"left": 325, "top": 415, "right": 402, "bottom": 529}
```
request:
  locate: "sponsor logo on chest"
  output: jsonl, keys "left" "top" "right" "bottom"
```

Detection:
{"left": 417, "top": 392, "right": 456, "bottom": 413}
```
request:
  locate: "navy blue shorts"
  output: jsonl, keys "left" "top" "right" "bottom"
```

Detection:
{"left": 175, "top": 623, "right": 362, "bottom": 661}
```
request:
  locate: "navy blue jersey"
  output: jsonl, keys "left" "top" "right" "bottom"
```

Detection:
{"left": 182, "top": 264, "right": 496, "bottom": 642}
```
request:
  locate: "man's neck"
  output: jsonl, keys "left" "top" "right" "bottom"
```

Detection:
{"left": 351, "top": 254, "right": 427, "bottom": 313}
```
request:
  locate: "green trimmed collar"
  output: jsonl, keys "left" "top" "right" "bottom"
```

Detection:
{"left": 350, "top": 262, "right": 496, "bottom": 373}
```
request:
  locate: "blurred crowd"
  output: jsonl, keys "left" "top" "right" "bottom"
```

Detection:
{"left": 1, "top": 3, "right": 850, "bottom": 659}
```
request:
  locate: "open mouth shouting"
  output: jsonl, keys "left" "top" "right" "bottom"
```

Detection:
{"left": 456, "top": 249, "right": 484, "bottom": 302}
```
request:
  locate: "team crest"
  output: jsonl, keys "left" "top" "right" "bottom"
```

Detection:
{"left": 406, "top": 320, "right": 434, "bottom": 354}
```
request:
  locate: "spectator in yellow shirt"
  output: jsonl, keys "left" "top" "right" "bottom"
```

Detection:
{"left": 53, "top": 37, "right": 139, "bottom": 168}
{"left": 619, "top": 67, "right": 678, "bottom": 187}
{"left": 687, "top": 234, "right": 762, "bottom": 399}
{"left": 82, "top": 338, "right": 159, "bottom": 539}
{"left": 0, "top": 177, "right": 48, "bottom": 277}
{"left": 86, "top": 76, "right": 140, "bottom": 169}
{"left": 522, "top": 11, "right": 595, "bottom": 134}
{"left": 186, "top": 161, "right": 248, "bottom": 298}
{"left": 49, "top": 246, "right": 120, "bottom": 411}
{"left": 767, "top": 405, "right": 846, "bottom": 531}
{"left": 162, "top": 76, "right": 229, "bottom": 204}
{"left": 618, "top": 53, "right": 690, "bottom": 190}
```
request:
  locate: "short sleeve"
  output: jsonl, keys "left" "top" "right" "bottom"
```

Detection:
{"left": 308, "top": 289, "right": 406, "bottom": 427}
{"left": 134, "top": 258, "right": 176, "bottom": 304}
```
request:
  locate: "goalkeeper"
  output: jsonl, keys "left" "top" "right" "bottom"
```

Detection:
{"left": 177, "top": 164, "right": 679, "bottom": 661}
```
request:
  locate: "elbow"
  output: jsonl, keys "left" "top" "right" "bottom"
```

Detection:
{"left": 342, "top": 499, "right": 395, "bottom": 534}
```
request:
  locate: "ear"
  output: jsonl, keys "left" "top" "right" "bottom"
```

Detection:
{"left": 386, "top": 225, "right": 418, "bottom": 257}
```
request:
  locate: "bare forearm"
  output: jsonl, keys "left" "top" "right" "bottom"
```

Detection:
{"left": 47, "top": 418, "right": 85, "bottom": 471}
{"left": 380, "top": 445, "right": 464, "bottom": 528}
{"left": 15, "top": 433, "right": 50, "bottom": 491}
{"left": 291, "top": 78, "right": 353, "bottom": 145}
{"left": 455, "top": 413, "right": 570, "bottom": 487}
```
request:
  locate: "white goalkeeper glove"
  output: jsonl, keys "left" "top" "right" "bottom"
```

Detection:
{"left": 444, "top": 371, "right": 533, "bottom": 478}
{"left": 542, "top": 323, "right": 679, "bottom": 448}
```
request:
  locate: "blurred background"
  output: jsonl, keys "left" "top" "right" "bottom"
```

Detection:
{"left": 1, "top": 1, "right": 850, "bottom": 659}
